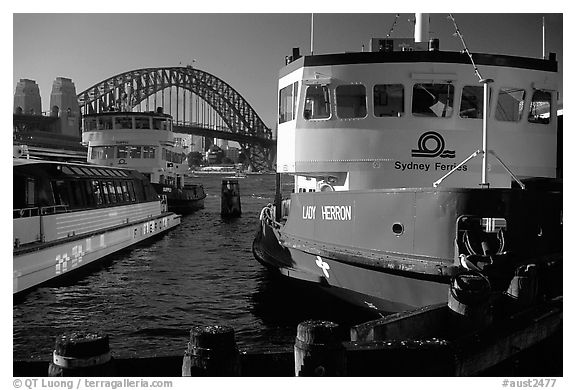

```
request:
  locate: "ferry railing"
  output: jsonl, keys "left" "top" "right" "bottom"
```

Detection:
{"left": 13, "top": 207, "right": 40, "bottom": 219}
{"left": 433, "top": 149, "right": 526, "bottom": 190}
{"left": 40, "top": 205, "right": 70, "bottom": 215}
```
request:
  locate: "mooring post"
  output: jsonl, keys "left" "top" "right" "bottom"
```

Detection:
{"left": 294, "top": 320, "right": 345, "bottom": 376}
{"left": 505, "top": 264, "right": 539, "bottom": 306}
{"left": 182, "top": 325, "right": 241, "bottom": 376}
{"left": 448, "top": 272, "right": 492, "bottom": 328}
{"left": 48, "top": 331, "right": 114, "bottom": 376}
{"left": 221, "top": 179, "right": 241, "bottom": 217}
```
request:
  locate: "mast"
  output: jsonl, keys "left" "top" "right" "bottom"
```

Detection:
{"left": 542, "top": 16, "right": 546, "bottom": 59}
{"left": 310, "top": 13, "right": 314, "bottom": 55}
{"left": 414, "top": 13, "right": 430, "bottom": 43}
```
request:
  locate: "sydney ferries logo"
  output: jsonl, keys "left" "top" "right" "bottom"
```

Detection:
{"left": 411, "top": 131, "right": 455, "bottom": 159}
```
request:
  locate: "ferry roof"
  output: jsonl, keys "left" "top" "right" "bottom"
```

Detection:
{"left": 280, "top": 50, "right": 558, "bottom": 77}
{"left": 13, "top": 158, "right": 131, "bottom": 173}
{"left": 83, "top": 110, "right": 172, "bottom": 119}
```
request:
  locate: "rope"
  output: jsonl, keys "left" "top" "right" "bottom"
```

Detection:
{"left": 447, "top": 14, "right": 483, "bottom": 81}
{"left": 386, "top": 14, "right": 400, "bottom": 38}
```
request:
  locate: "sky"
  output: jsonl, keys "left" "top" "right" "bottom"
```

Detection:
{"left": 12, "top": 10, "right": 563, "bottom": 129}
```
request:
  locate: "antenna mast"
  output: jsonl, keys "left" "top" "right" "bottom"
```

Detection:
{"left": 310, "top": 13, "right": 314, "bottom": 55}
{"left": 542, "top": 16, "right": 546, "bottom": 59}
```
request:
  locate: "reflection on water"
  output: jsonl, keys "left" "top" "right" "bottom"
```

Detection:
{"left": 13, "top": 175, "right": 378, "bottom": 360}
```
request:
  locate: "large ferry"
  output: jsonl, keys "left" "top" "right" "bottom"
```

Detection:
{"left": 13, "top": 158, "right": 182, "bottom": 294}
{"left": 81, "top": 109, "right": 206, "bottom": 214}
{"left": 253, "top": 14, "right": 562, "bottom": 312}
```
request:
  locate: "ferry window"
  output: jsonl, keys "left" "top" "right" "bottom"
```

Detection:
{"left": 143, "top": 146, "right": 156, "bottom": 159}
{"left": 70, "top": 181, "right": 86, "bottom": 208}
{"left": 162, "top": 148, "right": 167, "bottom": 160}
{"left": 95, "top": 168, "right": 109, "bottom": 176}
{"left": 83, "top": 181, "right": 95, "bottom": 206}
{"left": 528, "top": 90, "right": 552, "bottom": 124}
{"left": 91, "top": 181, "right": 103, "bottom": 205}
{"left": 98, "top": 117, "right": 113, "bottom": 130}
{"left": 14, "top": 176, "right": 36, "bottom": 209}
{"left": 127, "top": 181, "right": 137, "bottom": 201}
{"left": 135, "top": 117, "right": 151, "bottom": 129}
{"left": 412, "top": 83, "right": 454, "bottom": 117}
{"left": 68, "top": 166, "right": 85, "bottom": 176}
{"left": 51, "top": 180, "right": 70, "bottom": 206}
{"left": 115, "top": 116, "right": 133, "bottom": 129}
{"left": 279, "top": 82, "right": 298, "bottom": 124}
{"left": 496, "top": 88, "right": 525, "bottom": 122}
{"left": 61, "top": 166, "right": 76, "bottom": 176}
{"left": 304, "top": 85, "right": 331, "bottom": 120}
{"left": 107, "top": 181, "right": 118, "bottom": 203}
{"left": 91, "top": 146, "right": 115, "bottom": 159}
{"left": 336, "top": 84, "right": 367, "bottom": 119}
{"left": 117, "top": 145, "right": 128, "bottom": 159}
{"left": 120, "top": 182, "right": 130, "bottom": 202}
{"left": 129, "top": 146, "right": 142, "bottom": 159}
{"left": 85, "top": 118, "right": 98, "bottom": 131}
{"left": 460, "top": 86, "right": 484, "bottom": 119}
{"left": 374, "top": 84, "right": 404, "bottom": 117}
{"left": 101, "top": 181, "right": 110, "bottom": 204}
{"left": 25, "top": 178, "right": 36, "bottom": 207}
{"left": 104, "top": 147, "right": 115, "bottom": 159}
{"left": 90, "top": 147, "right": 100, "bottom": 160}
{"left": 115, "top": 182, "right": 124, "bottom": 202}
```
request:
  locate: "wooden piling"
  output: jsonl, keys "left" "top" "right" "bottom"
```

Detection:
{"left": 505, "top": 264, "right": 538, "bottom": 306}
{"left": 294, "top": 320, "right": 345, "bottom": 376}
{"left": 221, "top": 179, "right": 241, "bottom": 217}
{"left": 48, "top": 331, "right": 114, "bottom": 376}
{"left": 448, "top": 272, "right": 492, "bottom": 327}
{"left": 182, "top": 325, "right": 240, "bottom": 376}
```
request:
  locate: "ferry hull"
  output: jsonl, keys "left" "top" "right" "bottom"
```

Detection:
{"left": 253, "top": 186, "right": 562, "bottom": 313}
{"left": 152, "top": 183, "right": 206, "bottom": 214}
{"left": 253, "top": 217, "right": 448, "bottom": 313}
{"left": 13, "top": 212, "right": 181, "bottom": 295}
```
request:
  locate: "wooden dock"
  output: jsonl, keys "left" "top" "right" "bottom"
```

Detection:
{"left": 13, "top": 295, "right": 562, "bottom": 377}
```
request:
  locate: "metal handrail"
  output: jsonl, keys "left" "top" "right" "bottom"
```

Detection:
{"left": 13, "top": 207, "right": 40, "bottom": 219}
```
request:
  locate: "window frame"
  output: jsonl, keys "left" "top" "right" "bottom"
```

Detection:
{"left": 335, "top": 84, "right": 368, "bottom": 120}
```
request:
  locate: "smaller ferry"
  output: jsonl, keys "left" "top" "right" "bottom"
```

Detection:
{"left": 13, "top": 158, "right": 181, "bottom": 294}
{"left": 82, "top": 108, "right": 206, "bottom": 214}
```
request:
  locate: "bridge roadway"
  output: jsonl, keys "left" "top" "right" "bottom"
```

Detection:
{"left": 172, "top": 123, "right": 276, "bottom": 148}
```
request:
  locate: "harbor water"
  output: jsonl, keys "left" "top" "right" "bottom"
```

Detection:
{"left": 13, "top": 174, "right": 378, "bottom": 361}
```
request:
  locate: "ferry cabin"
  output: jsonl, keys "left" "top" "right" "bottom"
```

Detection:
{"left": 82, "top": 110, "right": 189, "bottom": 188}
{"left": 276, "top": 47, "right": 559, "bottom": 192}
{"left": 14, "top": 159, "right": 161, "bottom": 247}
{"left": 13, "top": 159, "right": 179, "bottom": 294}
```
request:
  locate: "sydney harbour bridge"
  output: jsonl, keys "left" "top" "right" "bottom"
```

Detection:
{"left": 77, "top": 66, "right": 275, "bottom": 171}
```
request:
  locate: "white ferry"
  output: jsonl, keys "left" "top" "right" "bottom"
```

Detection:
{"left": 13, "top": 158, "right": 181, "bottom": 294}
{"left": 82, "top": 109, "right": 206, "bottom": 214}
{"left": 253, "top": 14, "right": 562, "bottom": 312}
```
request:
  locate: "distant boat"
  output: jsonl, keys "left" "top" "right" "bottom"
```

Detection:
{"left": 82, "top": 108, "right": 206, "bottom": 213}
{"left": 13, "top": 158, "right": 181, "bottom": 294}
{"left": 253, "top": 14, "right": 562, "bottom": 313}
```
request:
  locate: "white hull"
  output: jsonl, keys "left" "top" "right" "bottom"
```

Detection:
{"left": 13, "top": 212, "right": 180, "bottom": 294}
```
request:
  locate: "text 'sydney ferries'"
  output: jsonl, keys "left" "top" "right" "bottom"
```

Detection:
{"left": 395, "top": 131, "right": 467, "bottom": 172}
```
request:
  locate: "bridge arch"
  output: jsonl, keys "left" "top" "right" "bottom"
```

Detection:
{"left": 77, "top": 66, "right": 274, "bottom": 170}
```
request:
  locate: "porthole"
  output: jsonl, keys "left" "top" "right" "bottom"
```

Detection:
{"left": 392, "top": 222, "right": 404, "bottom": 236}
